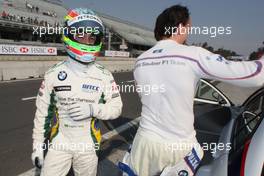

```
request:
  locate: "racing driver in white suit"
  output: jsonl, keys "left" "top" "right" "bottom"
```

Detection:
{"left": 31, "top": 8, "right": 123, "bottom": 176}
{"left": 122, "top": 5, "right": 264, "bottom": 176}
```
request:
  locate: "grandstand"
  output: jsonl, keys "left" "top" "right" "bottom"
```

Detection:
{"left": 0, "top": 0, "right": 156, "bottom": 57}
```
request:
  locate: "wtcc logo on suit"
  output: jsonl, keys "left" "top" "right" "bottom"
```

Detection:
{"left": 82, "top": 84, "right": 100, "bottom": 92}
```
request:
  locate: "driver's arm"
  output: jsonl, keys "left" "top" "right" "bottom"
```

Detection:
{"left": 194, "top": 47, "right": 264, "bottom": 87}
{"left": 32, "top": 74, "right": 54, "bottom": 149}
{"left": 92, "top": 72, "right": 123, "bottom": 120}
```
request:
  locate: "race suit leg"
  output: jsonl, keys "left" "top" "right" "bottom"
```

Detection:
{"left": 160, "top": 147, "right": 204, "bottom": 176}
{"left": 125, "top": 128, "right": 204, "bottom": 176}
{"left": 72, "top": 150, "right": 98, "bottom": 176}
{"left": 41, "top": 141, "right": 98, "bottom": 176}
{"left": 41, "top": 149, "right": 72, "bottom": 176}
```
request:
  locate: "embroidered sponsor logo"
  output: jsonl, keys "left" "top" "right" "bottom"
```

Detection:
{"left": 38, "top": 90, "right": 43, "bottom": 96}
{"left": 184, "top": 148, "right": 201, "bottom": 173}
{"left": 111, "top": 93, "right": 120, "bottom": 98}
{"left": 54, "top": 86, "right": 71, "bottom": 92}
{"left": 178, "top": 170, "right": 188, "bottom": 176}
{"left": 38, "top": 80, "right": 45, "bottom": 96}
{"left": 40, "top": 81, "right": 45, "bottom": 89}
{"left": 111, "top": 81, "right": 118, "bottom": 91}
{"left": 58, "top": 71, "right": 67, "bottom": 81}
{"left": 153, "top": 49, "right": 163, "bottom": 53}
{"left": 82, "top": 84, "right": 99, "bottom": 92}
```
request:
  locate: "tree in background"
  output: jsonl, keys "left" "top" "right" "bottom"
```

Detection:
{"left": 214, "top": 48, "right": 237, "bottom": 58}
{"left": 249, "top": 41, "right": 264, "bottom": 60}
{"left": 191, "top": 42, "right": 237, "bottom": 58}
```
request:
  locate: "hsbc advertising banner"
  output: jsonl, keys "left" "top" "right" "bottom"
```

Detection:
{"left": 0, "top": 44, "right": 57, "bottom": 55}
{"left": 105, "top": 50, "right": 130, "bottom": 58}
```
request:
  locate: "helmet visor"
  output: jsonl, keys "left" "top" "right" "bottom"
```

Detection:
{"left": 73, "top": 33, "right": 101, "bottom": 45}
{"left": 67, "top": 20, "right": 104, "bottom": 46}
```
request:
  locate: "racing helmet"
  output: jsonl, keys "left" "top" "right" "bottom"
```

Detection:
{"left": 63, "top": 8, "right": 104, "bottom": 63}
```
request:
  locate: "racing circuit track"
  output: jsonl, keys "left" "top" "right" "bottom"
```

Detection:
{"left": 0, "top": 71, "right": 258, "bottom": 176}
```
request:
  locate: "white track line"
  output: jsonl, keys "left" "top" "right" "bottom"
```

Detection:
{"left": 125, "top": 80, "right": 135, "bottom": 83}
{"left": 21, "top": 97, "right": 37, "bottom": 101}
{"left": 1, "top": 71, "right": 133, "bottom": 84}
{"left": 0, "top": 78, "right": 43, "bottom": 84}
{"left": 102, "top": 117, "right": 140, "bottom": 140}
{"left": 17, "top": 117, "right": 141, "bottom": 176}
{"left": 17, "top": 168, "right": 38, "bottom": 176}
{"left": 121, "top": 80, "right": 134, "bottom": 83}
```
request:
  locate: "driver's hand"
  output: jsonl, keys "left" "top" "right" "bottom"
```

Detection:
{"left": 68, "top": 102, "right": 93, "bottom": 121}
{"left": 31, "top": 146, "right": 44, "bottom": 169}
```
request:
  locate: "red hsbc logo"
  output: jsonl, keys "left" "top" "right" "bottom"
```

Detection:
{"left": 0, "top": 45, "right": 57, "bottom": 55}
{"left": 48, "top": 48, "right": 55, "bottom": 53}
{"left": 20, "top": 47, "right": 29, "bottom": 53}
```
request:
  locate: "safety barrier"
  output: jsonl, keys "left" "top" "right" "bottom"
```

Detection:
{"left": 0, "top": 56, "right": 135, "bottom": 81}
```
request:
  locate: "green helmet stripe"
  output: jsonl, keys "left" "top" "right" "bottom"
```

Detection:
{"left": 63, "top": 36, "right": 102, "bottom": 53}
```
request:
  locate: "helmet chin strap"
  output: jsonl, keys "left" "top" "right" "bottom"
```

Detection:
{"left": 68, "top": 53, "right": 95, "bottom": 65}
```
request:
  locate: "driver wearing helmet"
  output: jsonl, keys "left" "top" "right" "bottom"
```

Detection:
{"left": 31, "top": 8, "right": 123, "bottom": 176}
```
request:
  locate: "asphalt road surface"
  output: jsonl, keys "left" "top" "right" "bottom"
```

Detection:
{"left": 0, "top": 72, "right": 258, "bottom": 176}
{"left": 0, "top": 72, "right": 140, "bottom": 176}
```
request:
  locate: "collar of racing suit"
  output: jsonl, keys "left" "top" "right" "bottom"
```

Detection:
{"left": 67, "top": 57, "right": 95, "bottom": 77}
{"left": 158, "top": 39, "right": 180, "bottom": 45}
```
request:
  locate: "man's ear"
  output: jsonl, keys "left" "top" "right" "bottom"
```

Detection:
{"left": 176, "top": 23, "right": 184, "bottom": 34}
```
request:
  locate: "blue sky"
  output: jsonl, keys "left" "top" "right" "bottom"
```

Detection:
{"left": 62, "top": 0, "right": 264, "bottom": 56}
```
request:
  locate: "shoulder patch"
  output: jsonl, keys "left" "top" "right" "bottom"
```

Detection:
{"left": 95, "top": 64, "right": 105, "bottom": 70}
{"left": 46, "top": 61, "right": 66, "bottom": 75}
{"left": 95, "top": 63, "right": 111, "bottom": 76}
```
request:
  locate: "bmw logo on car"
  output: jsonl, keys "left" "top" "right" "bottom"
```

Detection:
{"left": 58, "top": 71, "right": 67, "bottom": 81}
{"left": 178, "top": 170, "right": 188, "bottom": 176}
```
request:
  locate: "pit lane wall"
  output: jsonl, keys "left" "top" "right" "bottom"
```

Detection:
{"left": 0, "top": 56, "right": 135, "bottom": 81}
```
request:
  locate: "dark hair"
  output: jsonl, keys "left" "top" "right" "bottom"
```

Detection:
{"left": 154, "top": 5, "right": 190, "bottom": 41}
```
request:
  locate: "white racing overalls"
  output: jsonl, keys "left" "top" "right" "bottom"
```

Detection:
{"left": 33, "top": 58, "right": 123, "bottom": 176}
{"left": 125, "top": 39, "right": 264, "bottom": 176}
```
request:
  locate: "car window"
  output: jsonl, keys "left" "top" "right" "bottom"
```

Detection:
{"left": 245, "top": 95, "right": 263, "bottom": 114}
{"left": 195, "top": 80, "right": 226, "bottom": 104}
{"left": 233, "top": 92, "right": 264, "bottom": 150}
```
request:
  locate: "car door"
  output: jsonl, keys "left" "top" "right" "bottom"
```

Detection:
{"left": 194, "top": 79, "right": 234, "bottom": 166}
{"left": 194, "top": 80, "right": 233, "bottom": 135}
{"left": 228, "top": 88, "right": 264, "bottom": 176}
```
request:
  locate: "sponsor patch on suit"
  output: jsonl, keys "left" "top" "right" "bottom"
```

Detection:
{"left": 54, "top": 86, "right": 71, "bottom": 92}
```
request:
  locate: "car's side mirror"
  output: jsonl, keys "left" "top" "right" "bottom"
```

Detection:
{"left": 212, "top": 91, "right": 220, "bottom": 100}
{"left": 212, "top": 91, "right": 227, "bottom": 106}
{"left": 219, "top": 99, "right": 228, "bottom": 106}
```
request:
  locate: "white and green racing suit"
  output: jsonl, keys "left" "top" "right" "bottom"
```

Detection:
{"left": 32, "top": 58, "right": 122, "bottom": 176}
